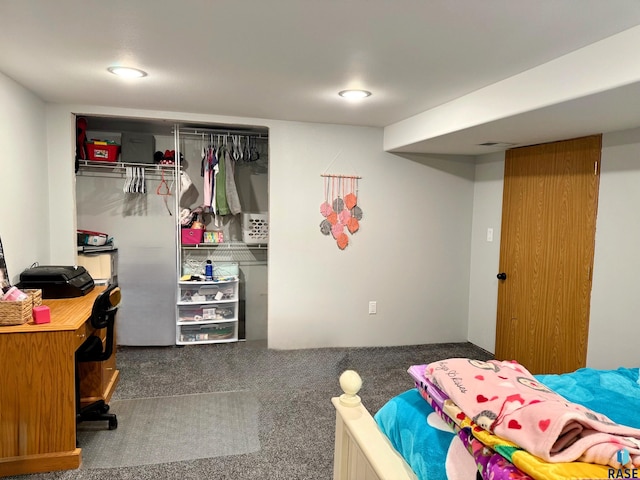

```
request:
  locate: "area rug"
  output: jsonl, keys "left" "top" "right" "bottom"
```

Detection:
{"left": 77, "top": 391, "right": 260, "bottom": 469}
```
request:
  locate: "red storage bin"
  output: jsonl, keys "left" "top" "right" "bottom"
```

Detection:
{"left": 87, "top": 143, "right": 120, "bottom": 162}
{"left": 181, "top": 228, "right": 204, "bottom": 245}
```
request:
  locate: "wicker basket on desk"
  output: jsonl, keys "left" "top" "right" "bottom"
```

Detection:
{"left": 0, "top": 289, "right": 42, "bottom": 326}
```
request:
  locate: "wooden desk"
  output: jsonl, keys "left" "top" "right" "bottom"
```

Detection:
{"left": 0, "top": 287, "right": 120, "bottom": 476}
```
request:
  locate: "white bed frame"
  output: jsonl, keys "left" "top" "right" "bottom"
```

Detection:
{"left": 332, "top": 370, "right": 418, "bottom": 480}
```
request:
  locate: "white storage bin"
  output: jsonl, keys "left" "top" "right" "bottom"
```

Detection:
{"left": 242, "top": 212, "right": 268, "bottom": 244}
{"left": 213, "top": 261, "right": 239, "bottom": 279}
{"left": 181, "top": 259, "right": 239, "bottom": 279}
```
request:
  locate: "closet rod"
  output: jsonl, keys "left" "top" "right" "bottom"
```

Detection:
{"left": 175, "top": 128, "right": 268, "bottom": 138}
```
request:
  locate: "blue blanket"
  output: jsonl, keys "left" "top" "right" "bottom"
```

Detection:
{"left": 535, "top": 367, "right": 640, "bottom": 429}
{"left": 374, "top": 389, "right": 454, "bottom": 480}
{"left": 374, "top": 367, "right": 640, "bottom": 480}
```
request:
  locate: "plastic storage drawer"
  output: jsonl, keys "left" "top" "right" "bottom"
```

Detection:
{"left": 178, "top": 322, "right": 237, "bottom": 343}
{"left": 177, "top": 303, "right": 238, "bottom": 323}
{"left": 178, "top": 280, "right": 238, "bottom": 303}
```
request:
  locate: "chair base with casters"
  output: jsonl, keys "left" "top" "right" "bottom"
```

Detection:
{"left": 75, "top": 343, "right": 118, "bottom": 430}
{"left": 76, "top": 398, "right": 117, "bottom": 430}
{"left": 75, "top": 284, "right": 121, "bottom": 434}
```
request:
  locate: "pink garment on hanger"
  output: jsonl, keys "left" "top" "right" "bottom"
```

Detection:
{"left": 203, "top": 146, "right": 215, "bottom": 211}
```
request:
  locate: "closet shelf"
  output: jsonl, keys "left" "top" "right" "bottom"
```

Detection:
{"left": 76, "top": 160, "right": 180, "bottom": 179}
{"left": 181, "top": 242, "right": 268, "bottom": 250}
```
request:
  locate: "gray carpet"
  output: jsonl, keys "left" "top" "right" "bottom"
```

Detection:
{"left": 10, "top": 340, "right": 492, "bottom": 480}
{"left": 77, "top": 392, "right": 260, "bottom": 469}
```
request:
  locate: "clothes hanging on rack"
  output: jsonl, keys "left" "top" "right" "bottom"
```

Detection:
{"left": 201, "top": 140, "right": 219, "bottom": 214}
{"left": 179, "top": 171, "right": 192, "bottom": 202}
{"left": 198, "top": 135, "right": 243, "bottom": 219}
{"left": 215, "top": 146, "right": 229, "bottom": 215}
{"left": 224, "top": 146, "right": 242, "bottom": 215}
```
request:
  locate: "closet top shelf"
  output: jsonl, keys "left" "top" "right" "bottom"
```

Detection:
{"left": 77, "top": 160, "right": 179, "bottom": 171}
{"left": 76, "top": 160, "right": 180, "bottom": 179}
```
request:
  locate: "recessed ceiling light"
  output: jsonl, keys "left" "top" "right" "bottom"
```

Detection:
{"left": 107, "top": 66, "right": 148, "bottom": 78}
{"left": 339, "top": 89, "right": 372, "bottom": 99}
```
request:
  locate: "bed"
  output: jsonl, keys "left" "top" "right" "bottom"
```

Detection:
{"left": 332, "top": 360, "right": 640, "bottom": 480}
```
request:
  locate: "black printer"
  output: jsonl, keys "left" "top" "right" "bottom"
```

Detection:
{"left": 19, "top": 265, "right": 95, "bottom": 299}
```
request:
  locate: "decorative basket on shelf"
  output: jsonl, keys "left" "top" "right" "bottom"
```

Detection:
{"left": 0, "top": 289, "right": 42, "bottom": 326}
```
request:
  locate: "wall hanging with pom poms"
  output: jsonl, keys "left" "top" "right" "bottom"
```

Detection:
{"left": 319, "top": 173, "right": 362, "bottom": 250}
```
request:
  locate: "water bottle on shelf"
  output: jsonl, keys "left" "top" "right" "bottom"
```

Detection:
{"left": 205, "top": 260, "right": 213, "bottom": 281}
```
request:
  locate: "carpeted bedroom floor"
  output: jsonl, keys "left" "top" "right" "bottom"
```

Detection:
{"left": 10, "top": 341, "right": 492, "bottom": 480}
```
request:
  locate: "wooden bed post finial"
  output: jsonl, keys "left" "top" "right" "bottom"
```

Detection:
{"left": 339, "top": 370, "right": 362, "bottom": 407}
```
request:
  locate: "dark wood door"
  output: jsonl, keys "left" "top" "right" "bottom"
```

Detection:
{"left": 495, "top": 135, "right": 601, "bottom": 374}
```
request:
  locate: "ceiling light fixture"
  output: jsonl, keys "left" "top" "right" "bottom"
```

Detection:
{"left": 339, "top": 89, "right": 371, "bottom": 99}
{"left": 107, "top": 66, "right": 148, "bottom": 78}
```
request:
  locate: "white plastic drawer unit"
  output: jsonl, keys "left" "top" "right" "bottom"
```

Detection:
{"left": 176, "top": 277, "right": 239, "bottom": 344}
{"left": 178, "top": 321, "right": 237, "bottom": 344}
{"left": 178, "top": 279, "right": 238, "bottom": 304}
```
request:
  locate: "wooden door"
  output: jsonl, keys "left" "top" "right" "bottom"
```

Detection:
{"left": 494, "top": 135, "right": 601, "bottom": 374}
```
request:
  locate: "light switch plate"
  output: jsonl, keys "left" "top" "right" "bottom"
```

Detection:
{"left": 368, "top": 301, "right": 377, "bottom": 314}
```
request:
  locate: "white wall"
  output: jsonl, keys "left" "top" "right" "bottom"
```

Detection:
{"left": 467, "top": 153, "right": 504, "bottom": 352}
{"left": 268, "top": 121, "right": 476, "bottom": 348}
{"left": 45, "top": 108, "right": 76, "bottom": 264}
{"left": 0, "top": 72, "right": 49, "bottom": 283}
{"left": 588, "top": 128, "right": 640, "bottom": 368}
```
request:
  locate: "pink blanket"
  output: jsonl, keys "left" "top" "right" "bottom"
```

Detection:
{"left": 424, "top": 358, "right": 640, "bottom": 468}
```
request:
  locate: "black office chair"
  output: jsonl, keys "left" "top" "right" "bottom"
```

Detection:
{"left": 75, "top": 283, "right": 121, "bottom": 431}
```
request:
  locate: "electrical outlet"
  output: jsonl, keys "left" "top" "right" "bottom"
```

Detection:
{"left": 368, "top": 301, "right": 377, "bottom": 315}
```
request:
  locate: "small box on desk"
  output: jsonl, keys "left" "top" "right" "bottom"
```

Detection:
{"left": 32, "top": 305, "right": 51, "bottom": 324}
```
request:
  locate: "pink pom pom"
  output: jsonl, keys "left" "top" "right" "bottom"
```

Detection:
{"left": 338, "top": 208, "right": 351, "bottom": 224}
{"left": 320, "top": 202, "right": 332, "bottom": 217}
{"left": 331, "top": 222, "right": 344, "bottom": 239}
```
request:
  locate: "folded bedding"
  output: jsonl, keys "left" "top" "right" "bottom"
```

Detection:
{"left": 415, "top": 375, "right": 533, "bottom": 480}
{"left": 376, "top": 361, "right": 640, "bottom": 480}
{"left": 417, "top": 377, "right": 611, "bottom": 480}
{"left": 424, "top": 359, "right": 640, "bottom": 468}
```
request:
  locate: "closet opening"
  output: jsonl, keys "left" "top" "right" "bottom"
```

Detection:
{"left": 74, "top": 115, "right": 269, "bottom": 347}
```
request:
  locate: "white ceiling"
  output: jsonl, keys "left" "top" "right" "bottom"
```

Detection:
{"left": 2, "top": 1, "right": 640, "bottom": 154}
